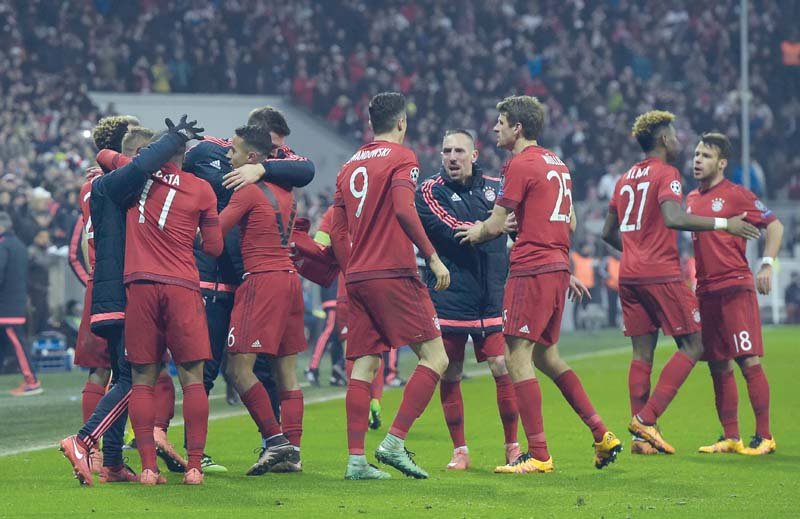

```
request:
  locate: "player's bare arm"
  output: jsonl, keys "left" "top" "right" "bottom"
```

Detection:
{"left": 756, "top": 218, "right": 784, "bottom": 295}
{"left": 660, "top": 200, "right": 760, "bottom": 239}
{"left": 455, "top": 204, "right": 509, "bottom": 245}
{"left": 601, "top": 211, "right": 623, "bottom": 251}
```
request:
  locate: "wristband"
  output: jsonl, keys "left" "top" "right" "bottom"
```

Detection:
{"left": 714, "top": 217, "right": 727, "bottom": 230}
{"left": 761, "top": 257, "right": 774, "bottom": 267}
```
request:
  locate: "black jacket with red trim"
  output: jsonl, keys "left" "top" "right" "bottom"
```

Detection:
{"left": 89, "top": 132, "right": 187, "bottom": 337}
{"left": 415, "top": 164, "right": 508, "bottom": 335}
{"left": 183, "top": 138, "right": 315, "bottom": 299}
{"left": 0, "top": 230, "right": 28, "bottom": 322}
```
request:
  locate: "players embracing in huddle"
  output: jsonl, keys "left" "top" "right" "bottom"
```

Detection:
{"left": 59, "top": 93, "right": 782, "bottom": 488}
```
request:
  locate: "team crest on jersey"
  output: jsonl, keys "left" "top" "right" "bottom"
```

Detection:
{"left": 433, "top": 316, "right": 440, "bottom": 330}
{"left": 692, "top": 309, "right": 701, "bottom": 323}
{"left": 670, "top": 180, "right": 682, "bottom": 196}
{"left": 711, "top": 198, "right": 725, "bottom": 212}
{"left": 484, "top": 186, "right": 496, "bottom": 202}
{"left": 410, "top": 167, "right": 420, "bottom": 184}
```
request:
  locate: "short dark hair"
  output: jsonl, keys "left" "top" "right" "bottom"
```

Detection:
{"left": 369, "top": 92, "right": 406, "bottom": 135}
{"left": 122, "top": 127, "right": 155, "bottom": 156}
{"left": 496, "top": 96, "right": 545, "bottom": 140}
{"left": 248, "top": 107, "right": 291, "bottom": 137}
{"left": 235, "top": 125, "right": 272, "bottom": 155}
{"left": 92, "top": 115, "right": 140, "bottom": 151}
{"left": 699, "top": 132, "right": 732, "bottom": 160}
{"left": 443, "top": 129, "right": 475, "bottom": 142}
{"left": 631, "top": 110, "right": 675, "bottom": 152}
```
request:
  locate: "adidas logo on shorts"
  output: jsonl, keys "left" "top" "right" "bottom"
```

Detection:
{"left": 251, "top": 339, "right": 262, "bottom": 348}
{"left": 210, "top": 159, "right": 221, "bottom": 170}
{"left": 519, "top": 325, "right": 530, "bottom": 334}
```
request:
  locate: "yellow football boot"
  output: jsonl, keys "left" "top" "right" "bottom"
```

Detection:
{"left": 741, "top": 435, "right": 776, "bottom": 456}
{"left": 594, "top": 431, "right": 623, "bottom": 469}
{"left": 494, "top": 454, "right": 554, "bottom": 474}
{"left": 698, "top": 436, "right": 744, "bottom": 454}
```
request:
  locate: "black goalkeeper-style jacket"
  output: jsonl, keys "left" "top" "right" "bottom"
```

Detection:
{"left": 183, "top": 138, "right": 315, "bottom": 300}
{"left": 415, "top": 164, "right": 508, "bottom": 336}
{"left": 89, "top": 132, "right": 187, "bottom": 337}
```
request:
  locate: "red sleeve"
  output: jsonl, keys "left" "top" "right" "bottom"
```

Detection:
{"left": 739, "top": 187, "right": 777, "bottom": 229}
{"left": 656, "top": 165, "right": 683, "bottom": 204}
{"left": 199, "top": 186, "right": 223, "bottom": 256}
{"left": 391, "top": 183, "right": 436, "bottom": 259}
{"left": 390, "top": 151, "right": 420, "bottom": 190}
{"left": 608, "top": 177, "right": 620, "bottom": 212}
{"left": 496, "top": 159, "right": 525, "bottom": 210}
{"left": 96, "top": 150, "right": 131, "bottom": 172}
{"left": 318, "top": 206, "right": 334, "bottom": 234}
{"left": 219, "top": 186, "right": 253, "bottom": 237}
{"left": 68, "top": 216, "right": 89, "bottom": 286}
{"left": 330, "top": 203, "right": 350, "bottom": 272}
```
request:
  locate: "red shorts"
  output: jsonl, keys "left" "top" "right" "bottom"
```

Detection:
{"left": 345, "top": 277, "right": 441, "bottom": 360}
{"left": 335, "top": 298, "right": 349, "bottom": 342}
{"left": 124, "top": 282, "right": 211, "bottom": 365}
{"left": 75, "top": 280, "right": 110, "bottom": 369}
{"left": 227, "top": 271, "right": 306, "bottom": 357}
{"left": 443, "top": 332, "right": 505, "bottom": 363}
{"left": 619, "top": 281, "right": 701, "bottom": 337}
{"left": 700, "top": 289, "right": 763, "bottom": 361}
{"left": 503, "top": 271, "right": 569, "bottom": 346}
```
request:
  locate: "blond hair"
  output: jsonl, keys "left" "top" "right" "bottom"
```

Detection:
{"left": 631, "top": 110, "right": 675, "bottom": 152}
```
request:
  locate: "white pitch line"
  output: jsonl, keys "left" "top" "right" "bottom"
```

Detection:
{"left": 0, "top": 344, "right": 633, "bottom": 458}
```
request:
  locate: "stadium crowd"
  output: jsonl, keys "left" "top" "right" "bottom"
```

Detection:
{"left": 1, "top": 0, "right": 800, "bottom": 367}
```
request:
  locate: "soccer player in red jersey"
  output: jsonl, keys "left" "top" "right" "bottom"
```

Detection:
{"left": 330, "top": 92, "right": 451, "bottom": 480}
{"left": 686, "top": 133, "right": 783, "bottom": 455}
{"left": 219, "top": 125, "right": 304, "bottom": 475}
{"left": 457, "top": 95, "right": 621, "bottom": 473}
{"left": 601, "top": 111, "right": 760, "bottom": 454}
{"left": 119, "top": 120, "right": 223, "bottom": 486}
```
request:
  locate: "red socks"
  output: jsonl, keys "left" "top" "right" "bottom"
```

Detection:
{"left": 389, "top": 365, "right": 440, "bottom": 439}
{"left": 130, "top": 384, "right": 158, "bottom": 472}
{"left": 711, "top": 370, "right": 739, "bottom": 439}
{"left": 638, "top": 351, "right": 696, "bottom": 425}
{"left": 440, "top": 380, "right": 466, "bottom": 448}
{"left": 280, "top": 390, "right": 304, "bottom": 447}
{"left": 153, "top": 373, "right": 175, "bottom": 431}
{"left": 81, "top": 381, "right": 106, "bottom": 423}
{"left": 554, "top": 370, "right": 607, "bottom": 442}
{"left": 742, "top": 364, "right": 771, "bottom": 439}
{"left": 628, "top": 359, "right": 652, "bottom": 416}
{"left": 346, "top": 379, "right": 371, "bottom": 454}
{"left": 494, "top": 374, "right": 519, "bottom": 445}
{"left": 181, "top": 383, "right": 208, "bottom": 471}
{"left": 241, "top": 383, "right": 282, "bottom": 439}
{"left": 513, "top": 378, "right": 549, "bottom": 461}
{"left": 371, "top": 357, "right": 384, "bottom": 400}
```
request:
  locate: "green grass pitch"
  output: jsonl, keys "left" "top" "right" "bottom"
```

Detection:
{"left": 1, "top": 327, "right": 797, "bottom": 517}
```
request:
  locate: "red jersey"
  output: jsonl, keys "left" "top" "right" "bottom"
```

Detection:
{"left": 686, "top": 179, "right": 776, "bottom": 295}
{"left": 125, "top": 161, "right": 222, "bottom": 290}
{"left": 333, "top": 141, "right": 421, "bottom": 281}
{"left": 318, "top": 206, "right": 348, "bottom": 301}
{"left": 609, "top": 157, "right": 683, "bottom": 285}
{"left": 496, "top": 145, "right": 572, "bottom": 276}
{"left": 78, "top": 177, "right": 97, "bottom": 270}
{"left": 219, "top": 181, "right": 295, "bottom": 274}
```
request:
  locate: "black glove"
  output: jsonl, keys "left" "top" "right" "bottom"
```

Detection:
{"left": 165, "top": 115, "right": 205, "bottom": 142}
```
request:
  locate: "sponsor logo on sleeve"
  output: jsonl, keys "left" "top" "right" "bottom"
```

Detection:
{"left": 410, "top": 167, "right": 420, "bottom": 184}
{"left": 670, "top": 180, "right": 682, "bottom": 196}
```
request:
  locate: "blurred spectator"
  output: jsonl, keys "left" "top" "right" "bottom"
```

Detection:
{"left": 27, "top": 229, "right": 53, "bottom": 334}
{"left": 785, "top": 271, "right": 800, "bottom": 324}
{"left": 603, "top": 250, "right": 621, "bottom": 328}
{"left": 0, "top": 210, "right": 42, "bottom": 395}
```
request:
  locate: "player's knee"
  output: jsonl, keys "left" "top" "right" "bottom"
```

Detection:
{"left": 708, "top": 360, "right": 733, "bottom": 374}
{"left": 735, "top": 355, "right": 760, "bottom": 370}
{"left": 487, "top": 356, "right": 508, "bottom": 377}
{"left": 443, "top": 360, "right": 463, "bottom": 381}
